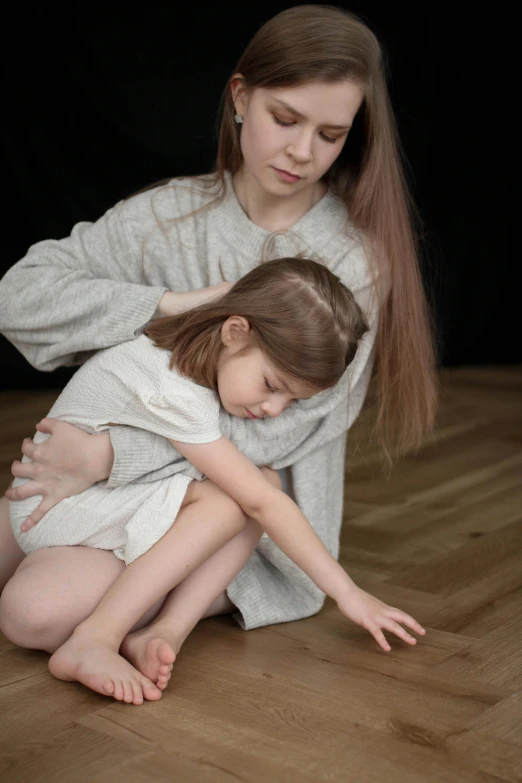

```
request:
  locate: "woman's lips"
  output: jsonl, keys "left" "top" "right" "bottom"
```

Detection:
{"left": 273, "top": 167, "right": 301, "bottom": 183}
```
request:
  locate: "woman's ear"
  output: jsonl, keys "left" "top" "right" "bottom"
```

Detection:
{"left": 221, "top": 316, "right": 251, "bottom": 350}
{"left": 231, "top": 73, "right": 248, "bottom": 116}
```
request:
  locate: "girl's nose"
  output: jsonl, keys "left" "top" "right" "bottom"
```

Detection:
{"left": 261, "top": 399, "right": 285, "bottom": 418}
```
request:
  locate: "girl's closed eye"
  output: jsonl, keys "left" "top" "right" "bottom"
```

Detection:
{"left": 264, "top": 378, "right": 276, "bottom": 392}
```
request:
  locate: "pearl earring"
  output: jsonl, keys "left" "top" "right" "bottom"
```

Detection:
{"left": 234, "top": 114, "right": 243, "bottom": 124}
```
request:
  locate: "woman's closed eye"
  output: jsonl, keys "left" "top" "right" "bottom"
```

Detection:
{"left": 272, "top": 114, "right": 338, "bottom": 144}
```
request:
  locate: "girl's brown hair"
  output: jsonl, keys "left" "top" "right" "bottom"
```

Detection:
{"left": 215, "top": 4, "right": 438, "bottom": 457}
{"left": 144, "top": 257, "right": 369, "bottom": 391}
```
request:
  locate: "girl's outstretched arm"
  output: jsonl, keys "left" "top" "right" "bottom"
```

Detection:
{"left": 171, "top": 436, "right": 426, "bottom": 651}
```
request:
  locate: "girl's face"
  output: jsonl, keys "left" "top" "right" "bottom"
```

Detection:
{"left": 233, "top": 79, "right": 363, "bottom": 198}
{"left": 217, "top": 317, "right": 318, "bottom": 420}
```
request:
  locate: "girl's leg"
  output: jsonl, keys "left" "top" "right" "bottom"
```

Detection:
{"left": 121, "top": 516, "right": 261, "bottom": 688}
{"left": 0, "top": 497, "right": 26, "bottom": 592}
{"left": 120, "top": 467, "right": 281, "bottom": 687}
{"left": 47, "top": 483, "right": 247, "bottom": 702}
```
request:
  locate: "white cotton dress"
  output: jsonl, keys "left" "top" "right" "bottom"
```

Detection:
{"left": 9, "top": 335, "right": 222, "bottom": 564}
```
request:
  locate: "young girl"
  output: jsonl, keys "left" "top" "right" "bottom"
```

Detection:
{"left": 6, "top": 257, "right": 425, "bottom": 704}
{"left": 0, "top": 6, "right": 436, "bottom": 685}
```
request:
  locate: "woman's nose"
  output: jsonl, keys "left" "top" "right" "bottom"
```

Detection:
{"left": 286, "top": 131, "right": 313, "bottom": 163}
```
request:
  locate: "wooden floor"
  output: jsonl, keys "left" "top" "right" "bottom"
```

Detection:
{"left": 0, "top": 366, "right": 521, "bottom": 782}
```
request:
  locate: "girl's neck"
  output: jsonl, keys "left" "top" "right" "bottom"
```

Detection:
{"left": 232, "top": 167, "right": 327, "bottom": 233}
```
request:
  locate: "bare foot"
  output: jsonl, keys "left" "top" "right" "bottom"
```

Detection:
{"left": 121, "top": 628, "right": 177, "bottom": 691}
{"left": 49, "top": 627, "right": 162, "bottom": 705}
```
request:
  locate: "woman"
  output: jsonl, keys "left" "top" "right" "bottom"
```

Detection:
{"left": 0, "top": 5, "right": 436, "bottom": 690}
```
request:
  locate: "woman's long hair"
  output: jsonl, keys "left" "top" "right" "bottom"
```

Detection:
{"left": 214, "top": 4, "right": 438, "bottom": 457}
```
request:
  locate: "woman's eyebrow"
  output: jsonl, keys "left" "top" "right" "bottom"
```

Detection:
{"left": 270, "top": 97, "right": 352, "bottom": 130}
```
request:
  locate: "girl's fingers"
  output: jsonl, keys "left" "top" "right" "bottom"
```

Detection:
{"left": 368, "top": 624, "right": 391, "bottom": 652}
{"left": 382, "top": 619, "right": 417, "bottom": 646}
{"left": 389, "top": 610, "right": 426, "bottom": 636}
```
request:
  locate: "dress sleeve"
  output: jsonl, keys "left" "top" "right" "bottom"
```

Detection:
{"left": 116, "top": 390, "right": 222, "bottom": 445}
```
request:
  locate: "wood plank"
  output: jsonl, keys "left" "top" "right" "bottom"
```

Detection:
{"left": 0, "top": 366, "right": 520, "bottom": 782}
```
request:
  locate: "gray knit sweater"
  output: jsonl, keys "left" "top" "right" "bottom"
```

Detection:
{"left": 0, "top": 173, "right": 378, "bottom": 629}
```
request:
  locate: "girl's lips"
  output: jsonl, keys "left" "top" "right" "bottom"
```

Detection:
{"left": 245, "top": 408, "right": 260, "bottom": 419}
{"left": 273, "top": 167, "right": 301, "bottom": 183}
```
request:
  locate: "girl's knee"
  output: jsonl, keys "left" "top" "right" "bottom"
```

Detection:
{"left": 187, "top": 480, "right": 247, "bottom": 529}
{"left": 260, "top": 466, "right": 282, "bottom": 491}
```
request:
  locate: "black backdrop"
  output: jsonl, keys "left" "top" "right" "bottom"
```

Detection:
{"left": 1, "top": 3, "right": 515, "bottom": 390}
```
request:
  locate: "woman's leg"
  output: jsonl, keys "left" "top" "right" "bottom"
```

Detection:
{"left": 47, "top": 482, "right": 248, "bottom": 702}
{"left": 0, "top": 497, "right": 26, "bottom": 592}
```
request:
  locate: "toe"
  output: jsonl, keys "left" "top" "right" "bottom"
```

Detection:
{"left": 141, "top": 677, "right": 162, "bottom": 701}
{"left": 157, "top": 642, "right": 176, "bottom": 666}
{"left": 113, "top": 680, "right": 124, "bottom": 701}
{"left": 122, "top": 680, "right": 134, "bottom": 704}
{"left": 157, "top": 672, "right": 171, "bottom": 691}
{"left": 102, "top": 678, "right": 115, "bottom": 695}
{"left": 131, "top": 681, "right": 143, "bottom": 706}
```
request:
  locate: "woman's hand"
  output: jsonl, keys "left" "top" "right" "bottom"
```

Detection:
{"left": 5, "top": 418, "right": 114, "bottom": 531}
{"left": 157, "top": 282, "right": 233, "bottom": 317}
{"left": 337, "top": 585, "right": 426, "bottom": 652}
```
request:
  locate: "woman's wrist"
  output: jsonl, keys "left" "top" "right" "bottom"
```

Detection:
{"left": 89, "top": 433, "right": 115, "bottom": 483}
{"left": 155, "top": 291, "right": 183, "bottom": 318}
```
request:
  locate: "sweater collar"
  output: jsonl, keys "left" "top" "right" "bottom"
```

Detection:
{"left": 216, "top": 171, "right": 347, "bottom": 256}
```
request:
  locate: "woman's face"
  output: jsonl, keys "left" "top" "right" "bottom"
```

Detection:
{"left": 233, "top": 79, "right": 363, "bottom": 198}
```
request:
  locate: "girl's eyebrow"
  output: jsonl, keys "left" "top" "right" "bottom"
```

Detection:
{"left": 274, "top": 373, "right": 312, "bottom": 399}
{"left": 269, "top": 97, "right": 352, "bottom": 131}
{"left": 273, "top": 373, "right": 291, "bottom": 393}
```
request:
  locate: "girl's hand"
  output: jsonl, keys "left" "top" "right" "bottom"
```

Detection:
{"left": 337, "top": 585, "right": 426, "bottom": 652}
{"left": 157, "top": 282, "right": 233, "bottom": 317}
{"left": 5, "top": 418, "right": 114, "bottom": 531}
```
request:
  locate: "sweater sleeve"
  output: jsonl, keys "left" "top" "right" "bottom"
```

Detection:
{"left": 227, "top": 431, "right": 347, "bottom": 628}
{"left": 0, "top": 194, "right": 167, "bottom": 372}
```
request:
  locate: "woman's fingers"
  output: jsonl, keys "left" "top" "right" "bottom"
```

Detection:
{"left": 21, "top": 439, "right": 38, "bottom": 459}
{"left": 5, "top": 480, "right": 43, "bottom": 501}
{"left": 35, "top": 417, "right": 54, "bottom": 433}
{"left": 11, "top": 459, "right": 40, "bottom": 480}
{"left": 20, "top": 498, "right": 55, "bottom": 531}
